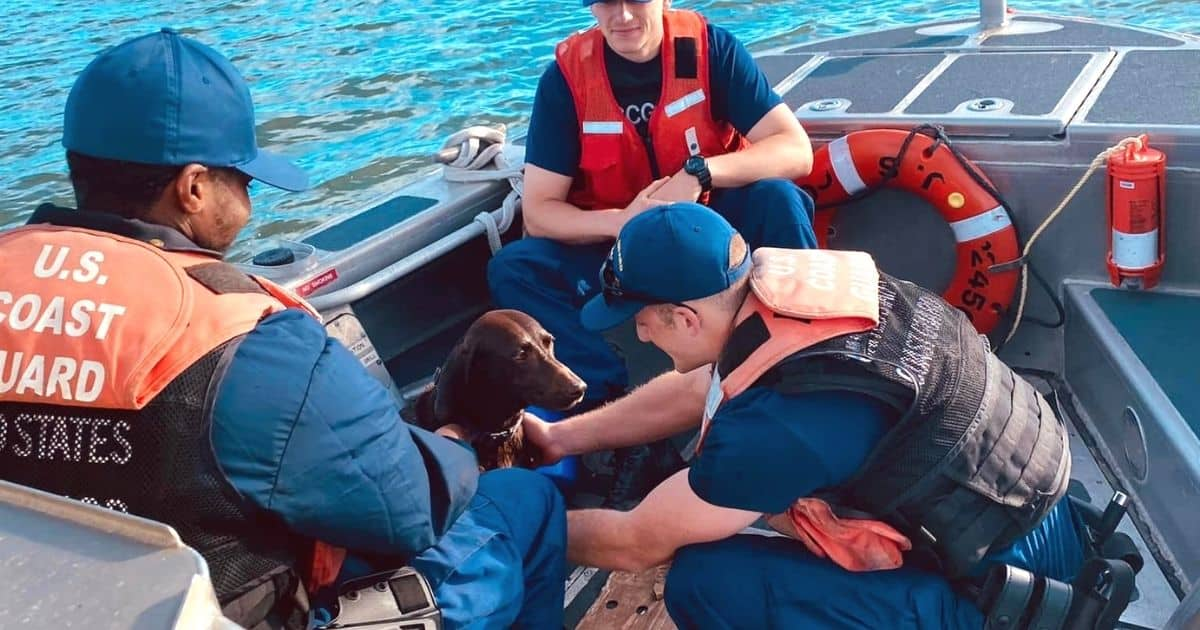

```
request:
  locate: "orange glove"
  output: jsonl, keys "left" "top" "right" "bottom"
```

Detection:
{"left": 782, "top": 497, "right": 912, "bottom": 572}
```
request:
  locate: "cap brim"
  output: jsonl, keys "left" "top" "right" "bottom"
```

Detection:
{"left": 581, "top": 294, "right": 648, "bottom": 331}
{"left": 236, "top": 149, "right": 310, "bottom": 192}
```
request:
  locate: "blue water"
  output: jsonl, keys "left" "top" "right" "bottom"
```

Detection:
{"left": 3, "top": 0, "right": 1197, "bottom": 257}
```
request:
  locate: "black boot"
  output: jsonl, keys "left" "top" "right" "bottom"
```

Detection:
{"left": 601, "top": 440, "right": 687, "bottom": 511}
{"left": 601, "top": 444, "right": 653, "bottom": 511}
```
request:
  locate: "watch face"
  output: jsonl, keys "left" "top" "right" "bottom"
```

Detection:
{"left": 686, "top": 155, "right": 704, "bottom": 172}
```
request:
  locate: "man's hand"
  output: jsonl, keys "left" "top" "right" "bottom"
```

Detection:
{"left": 521, "top": 412, "right": 566, "bottom": 466}
{"left": 619, "top": 175, "right": 676, "bottom": 234}
{"left": 648, "top": 168, "right": 702, "bottom": 204}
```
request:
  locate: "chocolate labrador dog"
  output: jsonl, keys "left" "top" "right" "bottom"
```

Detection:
{"left": 410, "top": 309, "right": 587, "bottom": 470}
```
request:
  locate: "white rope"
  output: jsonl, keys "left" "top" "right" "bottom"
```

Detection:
{"left": 435, "top": 124, "right": 524, "bottom": 254}
{"left": 1004, "top": 136, "right": 1145, "bottom": 345}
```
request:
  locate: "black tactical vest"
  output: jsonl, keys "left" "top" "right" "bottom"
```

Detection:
{"left": 719, "top": 273, "right": 1071, "bottom": 578}
{"left": 0, "top": 333, "right": 307, "bottom": 630}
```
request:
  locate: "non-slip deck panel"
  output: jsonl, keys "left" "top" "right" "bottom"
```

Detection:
{"left": 1087, "top": 50, "right": 1200, "bottom": 125}
{"left": 785, "top": 54, "right": 944, "bottom": 113}
{"left": 1092, "top": 288, "right": 1200, "bottom": 430}
{"left": 756, "top": 53, "right": 815, "bottom": 89}
{"left": 981, "top": 18, "right": 1185, "bottom": 48}
{"left": 304, "top": 195, "right": 437, "bottom": 251}
{"left": 905, "top": 52, "right": 1091, "bottom": 115}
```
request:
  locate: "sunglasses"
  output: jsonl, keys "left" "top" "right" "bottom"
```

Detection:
{"left": 600, "top": 256, "right": 698, "bottom": 315}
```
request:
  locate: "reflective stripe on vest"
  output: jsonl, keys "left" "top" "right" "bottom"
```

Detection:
{"left": 555, "top": 9, "right": 746, "bottom": 210}
{"left": 0, "top": 225, "right": 316, "bottom": 410}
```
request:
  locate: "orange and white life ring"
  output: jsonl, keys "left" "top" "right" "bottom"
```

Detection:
{"left": 796, "top": 128, "right": 1020, "bottom": 335}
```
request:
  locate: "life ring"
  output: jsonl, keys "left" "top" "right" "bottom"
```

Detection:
{"left": 796, "top": 128, "right": 1020, "bottom": 335}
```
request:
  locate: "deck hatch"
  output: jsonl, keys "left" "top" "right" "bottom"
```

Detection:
{"left": 905, "top": 52, "right": 1092, "bottom": 116}
{"left": 783, "top": 54, "right": 945, "bottom": 114}
{"left": 1085, "top": 50, "right": 1200, "bottom": 126}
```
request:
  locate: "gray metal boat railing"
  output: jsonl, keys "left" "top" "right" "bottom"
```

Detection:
{"left": 306, "top": 203, "right": 511, "bottom": 313}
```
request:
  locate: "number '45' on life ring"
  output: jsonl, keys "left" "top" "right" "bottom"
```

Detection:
{"left": 795, "top": 128, "right": 1020, "bottom": 335}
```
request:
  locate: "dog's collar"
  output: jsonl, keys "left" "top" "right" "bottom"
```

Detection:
{"left": 484, "top": 414, "right": 524, "bottom": 440}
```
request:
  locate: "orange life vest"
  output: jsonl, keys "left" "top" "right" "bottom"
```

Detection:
{"left": 699, "top": 248, "right": 912, "bottom": 572}
{"left": 556, "top": 9, "right": 746, "bottom": 211}
{"left": 0, "top": 224, "right": 317, "bottom": 410}
{"left": 0, "top": 223, "right": 346, "bottom": 600}
{"left": 703, "top": 248, "right": 880, "bottom": 419}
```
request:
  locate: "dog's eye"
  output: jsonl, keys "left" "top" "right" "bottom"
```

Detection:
{"left": 515, "top": 343, "right": 533, "bottom": 361}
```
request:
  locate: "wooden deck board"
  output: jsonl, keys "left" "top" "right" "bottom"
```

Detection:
{"left": 576, "top": 565, "right": 677, "bottom": 630}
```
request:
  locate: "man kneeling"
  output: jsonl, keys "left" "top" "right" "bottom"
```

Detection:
{"left": 525, "top": 202, "right": 1089, "bottom": 629}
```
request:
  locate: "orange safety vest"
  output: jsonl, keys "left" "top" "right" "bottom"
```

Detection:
{"left": 556, "top": 9, "right": 746, "bottom": 211}
{"left": 0, "top": 224, "right": 317, "bottom": 410}
{"left": 699, "top": 248, "right": 913, "bottom": 572}
{"left": 0, "top": 223, "right": 347, "bottom": 594}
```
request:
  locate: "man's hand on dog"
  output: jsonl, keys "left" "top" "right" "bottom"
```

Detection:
{"left": 521, "top": 412, "right": 566, "bottom": 466}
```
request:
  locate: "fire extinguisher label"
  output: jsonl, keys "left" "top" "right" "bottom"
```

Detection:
{"left": 1119, "top": 181, "right": 1136, "bottom": 189}
{"left": 1112, "top": 228, "right": 1158, "bottom": 269}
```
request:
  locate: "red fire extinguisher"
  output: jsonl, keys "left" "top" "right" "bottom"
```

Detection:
{"left": 1107, "top": 134, "right": 1166, "bottom": 289}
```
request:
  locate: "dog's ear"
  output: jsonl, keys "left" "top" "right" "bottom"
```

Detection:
{"left": 433, "top": 339, "right": 474, "bottom": 423}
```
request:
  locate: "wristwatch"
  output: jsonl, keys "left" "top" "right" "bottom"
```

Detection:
{"left": 684, "top": 155, "right": 712, "bottom": 193}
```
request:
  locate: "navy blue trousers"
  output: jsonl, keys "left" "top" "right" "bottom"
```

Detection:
{"left": 664, "top": 534, "right": 986, "bottom": 630}
{"left": 663, "top": 499, "right": 1086, "bottom": 629}
{"left": 487, "top": 179, "right": 818, "bottom": 403}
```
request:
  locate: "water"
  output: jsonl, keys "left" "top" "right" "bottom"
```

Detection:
{"left": 2, "top": 0, "right": 1197, "bottom": 258}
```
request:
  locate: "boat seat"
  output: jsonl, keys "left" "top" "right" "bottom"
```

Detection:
{"left": 1062, "top": 281, "right": 1197, "bottom": 627}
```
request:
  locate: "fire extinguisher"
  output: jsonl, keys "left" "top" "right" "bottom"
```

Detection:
{"left": 1107, "top": 134, "right": 1166, "bottom": 289}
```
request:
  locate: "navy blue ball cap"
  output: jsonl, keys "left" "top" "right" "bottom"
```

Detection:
{"left": 581, "top": 202, "right": 751, "bottom": 331}
{"left": 63, "top": 28, "right": 309, "bottom": 192}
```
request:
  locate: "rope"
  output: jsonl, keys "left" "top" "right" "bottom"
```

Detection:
{"left": 1003, "top": 135, "right": 1145, "bottom": 345}
{"left": 435, "top": 124, "right": 524, "bottom": 254}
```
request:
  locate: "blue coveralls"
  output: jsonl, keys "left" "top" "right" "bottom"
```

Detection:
{"left": 664, "top": 387, "right": 1086, "bottom": 629}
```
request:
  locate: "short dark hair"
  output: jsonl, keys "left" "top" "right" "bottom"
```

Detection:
{"left": 66, "top": 150, "right": 184, "bottom": 219}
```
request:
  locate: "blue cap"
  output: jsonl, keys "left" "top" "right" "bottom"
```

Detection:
{"left": 581, "top": 203, "right": 752, "bottom": 331}
{"left": 62, "top": 28, "right": 308, "bottom": 192}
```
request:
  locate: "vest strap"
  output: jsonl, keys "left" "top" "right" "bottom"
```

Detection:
{"left": 766, "top": 356, "right": 914, "bottom": 414}
{"left": 718, "top": 312, "right": 770, "bottom": 378}
{"left": 187, "top": 262, "right": 271, "bottom": 296}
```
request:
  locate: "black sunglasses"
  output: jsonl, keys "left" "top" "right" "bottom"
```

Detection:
{"left": 600, "top": 256, "right": 698, "bottom": 315}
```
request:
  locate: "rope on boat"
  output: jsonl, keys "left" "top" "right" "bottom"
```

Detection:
{"left": 436, "top": 124, "right": 524, "bottom": 254}
{"left": 1004, "top": 136, "right": 1145, "bottom": 345}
